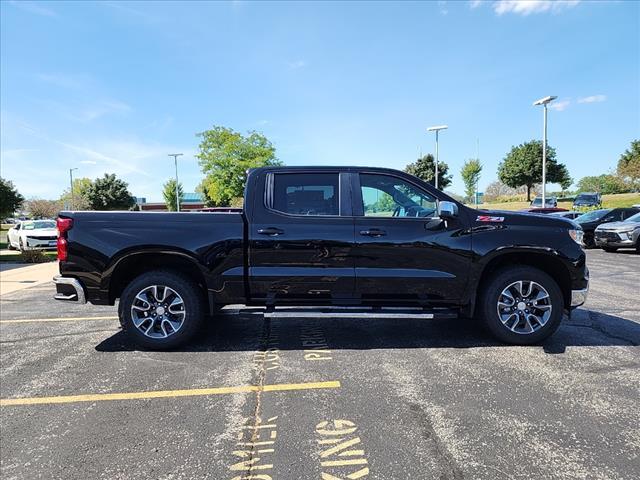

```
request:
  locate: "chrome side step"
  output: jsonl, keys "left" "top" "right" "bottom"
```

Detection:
{"left": 225, "top": 306, "right": 458, "bottom": 320}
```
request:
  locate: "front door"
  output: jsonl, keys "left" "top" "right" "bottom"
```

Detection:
{"left": 248, "top": 171, "right": 355, "bottom": 303}
{"left": 352, "top": 172, "right": 471, "bottom": 305}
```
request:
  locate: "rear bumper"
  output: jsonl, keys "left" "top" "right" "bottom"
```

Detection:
{"left": 53, "top": 276, "right": 86, "bottom": 303}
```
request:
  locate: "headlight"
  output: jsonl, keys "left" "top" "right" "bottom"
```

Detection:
{"left": 568, "top": 229, "right": 583, "bottom": 245}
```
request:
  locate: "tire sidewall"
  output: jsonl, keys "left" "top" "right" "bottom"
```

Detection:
{"left": 480, "top": 267, "right": 563, "bottom": 345}
{"left": 120, "top": 270, "right": 204, "bottom": 350}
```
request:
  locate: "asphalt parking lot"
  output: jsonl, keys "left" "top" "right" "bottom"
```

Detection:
{"left": 1, "top": 249, "right": 638, "bottom": 480}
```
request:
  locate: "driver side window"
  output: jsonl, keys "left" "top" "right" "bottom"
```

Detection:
{"left": 360, "top": 174, "right": 436, "bottom": 218}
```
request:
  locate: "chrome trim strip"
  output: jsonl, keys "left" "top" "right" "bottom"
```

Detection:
{"left": 53, "top": 276, "right": 86, "bottom": 304}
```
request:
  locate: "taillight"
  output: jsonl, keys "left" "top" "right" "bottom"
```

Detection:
{"left": 57, "top": 217, "right": 73, "bottom": 261}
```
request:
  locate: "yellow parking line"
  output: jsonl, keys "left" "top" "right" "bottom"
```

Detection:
{"left": 0, "top": 316, "right": 118, "bottom": 324}
{"left": 0, "top": 380, "right": 341, "bottom": 407}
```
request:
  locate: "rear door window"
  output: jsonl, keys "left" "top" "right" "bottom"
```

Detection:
{"left": 271, "top": 173, "right": 339, "bottom": 216}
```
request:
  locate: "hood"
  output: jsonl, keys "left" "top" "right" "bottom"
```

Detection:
{"left": 22, "top": 228, "right": 58, "bottom": 236}
{"left": 595, "top": 221, "right": 639, "bottom": 232}
{"left": 475, "top": 209, "right": 577, "bottom": 229}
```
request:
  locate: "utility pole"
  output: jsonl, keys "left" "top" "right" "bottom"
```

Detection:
{"left": 533, "top": 96, "right": 557, "bottom": 207}
{"left": 69, "top": 168, "right": 78, "bottom": 210}
{"left": 168, "top": 153, "right": 183, "bottom": 212}
{"left": 427, "top": 125, "right": 448, "bottom": 190}
{"left": 475, "top": 138, "right": 480, "bottom": 207}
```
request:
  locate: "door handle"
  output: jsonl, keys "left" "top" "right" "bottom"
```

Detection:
{"left": 360, "top": 229, "right": 387, "bottom": 237}
{"left": 257, "top": 227, "right": 284, "bottom": 236}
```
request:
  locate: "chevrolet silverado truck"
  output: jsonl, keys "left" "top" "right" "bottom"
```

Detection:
{"left": 53, "top": 166, "right": 589, "bottom": 348}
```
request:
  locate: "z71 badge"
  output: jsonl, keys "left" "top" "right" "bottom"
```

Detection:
{"left": 476, "top": 215, "right": 505, "bottom": 222}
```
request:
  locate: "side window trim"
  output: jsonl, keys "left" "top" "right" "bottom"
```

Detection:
{"left": 264, "top": 171, "right": 345, "bottom": 218}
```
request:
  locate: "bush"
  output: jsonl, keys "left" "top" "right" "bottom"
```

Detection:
{"left": 19, "top": 250, "right": 52, "bottom": 263}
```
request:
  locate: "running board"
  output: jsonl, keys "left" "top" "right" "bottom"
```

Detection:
{"left": 259, "top": 306, "right": 458, "bottom": 320}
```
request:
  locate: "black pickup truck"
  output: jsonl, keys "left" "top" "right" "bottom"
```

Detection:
{"left": 54, "top": 166, "right": 589, "bottom": 348}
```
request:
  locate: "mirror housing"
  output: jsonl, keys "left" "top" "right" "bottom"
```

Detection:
{"left": 438, "top": 201, "right": 458, "bottom": 219}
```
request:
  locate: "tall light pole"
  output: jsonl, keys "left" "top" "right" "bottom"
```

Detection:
{"left": 168, "top": 153, "right": 183, "bottom": 212}
{"left": 427, "top": 125, "right": 448, "bottom": 189}
{"left": 69, "top": 168, "right": 78, "bottom": 210}
{"left": 533, "top": 96, "right": 557, "bottom": 207}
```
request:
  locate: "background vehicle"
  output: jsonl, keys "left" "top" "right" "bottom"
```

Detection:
{"left": 53, "top": 167, "right": 588, "bottom": 349}
{"left": 573, "top": 192, "right": 602, "bottom": 209}
{"left": 574, "top": 207, "right": 640, "bottom": 248}
{"left": 6, "top": 219, "right": 57, "bottom": 251}
{"left": 594, "top": 212, "right": 640, "bottom": 252}
{"left": 549, "top": 211, "right": 583, "bottom": 220}
{"left": 530, "top": 196, "right": 557, "bottom": 208}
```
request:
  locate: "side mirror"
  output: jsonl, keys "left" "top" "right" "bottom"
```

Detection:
{"left": 438, "top": 201, "right": 458, "bottom": 219}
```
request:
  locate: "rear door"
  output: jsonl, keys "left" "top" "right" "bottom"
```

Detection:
{"left": 248, "top": 170, "right": 355, "bottom": 303}
{"left": 352, "top": 172, "right": 471, "bottom": 305}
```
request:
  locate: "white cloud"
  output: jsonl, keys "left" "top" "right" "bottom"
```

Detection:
{"left": 9, "top": 1, "right": 57, "bottom": 17}
{"left": 469, "top": 0, "right": 484, "bottom": 8}
{"left": 577, "top": 94, "right": 606, "bottom": 104}
{"left": 37, "top": 73, "right": 91, "bottom": 89}
{"left": 493, "top": 0, "right": 580, "bottom": 16}
{"left": 438, "top": 1, "right": 449, "bottom": 15}
{"left": 79, "top": 160, "right": 97, "bottom": 165}
{"left": 78, "top": 100, "right": 132, "bottom": 122}
{"left": 288, "top": 60, "right": 308, "bottom": 70}
{"left": 548, "top": 99, "right": 571, "bottom": 111}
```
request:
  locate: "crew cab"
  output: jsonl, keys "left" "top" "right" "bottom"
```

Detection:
{"left": 54, "top": 166, "right": 589, "bottom": 348}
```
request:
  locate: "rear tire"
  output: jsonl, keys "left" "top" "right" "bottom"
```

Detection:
{"left": 602, "top": 246, "right": 618, "bottom": 253}
{"left": 478, "top": 266, "right": 563, "bottom": 345}
{"left": 119, "top": 270, "right": 205, "bottom": 349}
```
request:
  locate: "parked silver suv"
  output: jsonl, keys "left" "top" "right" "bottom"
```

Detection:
{"left": 594, "top": 212, "right": 640, "bottom": 252}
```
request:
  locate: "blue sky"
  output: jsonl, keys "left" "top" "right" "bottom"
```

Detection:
{"left": 1, "top": 0, "right": 638, "bottom": 201}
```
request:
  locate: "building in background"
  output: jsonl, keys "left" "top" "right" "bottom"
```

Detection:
{"left": 139, "top": 192, "right": 206, "bottom": 211}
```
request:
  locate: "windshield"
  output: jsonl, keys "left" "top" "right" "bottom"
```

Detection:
{"left": 574, "top": 209, "right": 610, "bottom": 224}
{"left": 625, "top": 212, "right": 640, "bottom": 223}
{"left": 21, "top": 221, "right": 56, "bottom": 230}
{"left": 576, "top": 194, "right": 598, "bottom": 202}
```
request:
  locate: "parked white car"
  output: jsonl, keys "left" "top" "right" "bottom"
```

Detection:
{"left": 6, "top": 220, "right": 58, "bottom": 251}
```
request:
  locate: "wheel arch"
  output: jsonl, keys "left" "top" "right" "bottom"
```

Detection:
{"left": 472, "top": 250, "right": 572, "bottom": 315}
{"left": 106, "top": 250, "right": 209, "bottom": 306}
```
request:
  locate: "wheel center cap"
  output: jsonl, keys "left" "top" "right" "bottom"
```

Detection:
{"left": 156, "top": 306, "right": 166, "bottom": 315}
{"left": 517, "top": 301, "right": 526, "bottom": 311}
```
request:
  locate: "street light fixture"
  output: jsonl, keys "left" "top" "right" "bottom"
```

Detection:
{"left": 427, "top": 125, "right": 448, "bottom": 189}
{"left": 168, "top": 153, "right": 183, "bottom": 212}
{"left": 533, "top": 96, "right": 557, "bottom": 207}
{"left": 69, "top": 168, "right": 78, "bottom": 210}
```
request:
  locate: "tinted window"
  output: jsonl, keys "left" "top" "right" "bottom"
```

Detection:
{"left": 360, "top": 173, "right": 436, "bottom": 217}
{"left": 272, "top": 173, "right": 339, "bottom": 216}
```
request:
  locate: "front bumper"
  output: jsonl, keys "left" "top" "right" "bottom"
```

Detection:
{"left": 53, "top": 276, "right": 87, "bottom": 303}
{"left": 594, "top": 236, "right": 635, "bottom": 248}
{"left": 571, "top": 286, "right": 589, "bottom": 307}
{"left": 25, "top": 237, "right": 58, "bottom": 249}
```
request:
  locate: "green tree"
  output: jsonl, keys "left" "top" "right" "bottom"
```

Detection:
{"left": 0, "top": 177, "right": 24, "bottom": 219}
{"left": 196, "top": 126, "right": 281, "bottom": 206}
{"left": 60, "top": 177, "right": 93, "bottom": 210}
{"left": 85, "top": 173, "right": 135, "bottom": 210}
{"left": 460, "top": 159, "right": 482, "bottom": 201}
{"left": 577, "top": 174, "right": 630, "bottom": 195}
{"left": 498, "top": 140, "right": 572, "bottom": 201}
{"left": 617, "top": 140, "right": 640, "bottom": 191}
{"left": 404, "top": 154, "right": 452, "bottom": 190}
{"left": 162, "top": 179, "right": 184, "bottom": 211}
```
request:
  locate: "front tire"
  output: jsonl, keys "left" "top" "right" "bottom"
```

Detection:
{"left": 479, "top": 266, "right": 563, "bottom": 345}
{"left": 602, "top": 246, "right": 618, "bottom": 253}
{"left": 119, "top": 270, "right": 205, "bottom": 349}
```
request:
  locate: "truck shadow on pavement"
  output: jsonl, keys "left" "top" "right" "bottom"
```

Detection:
{"left": 95, "top": 308, "right": 639, "bottom": 355}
